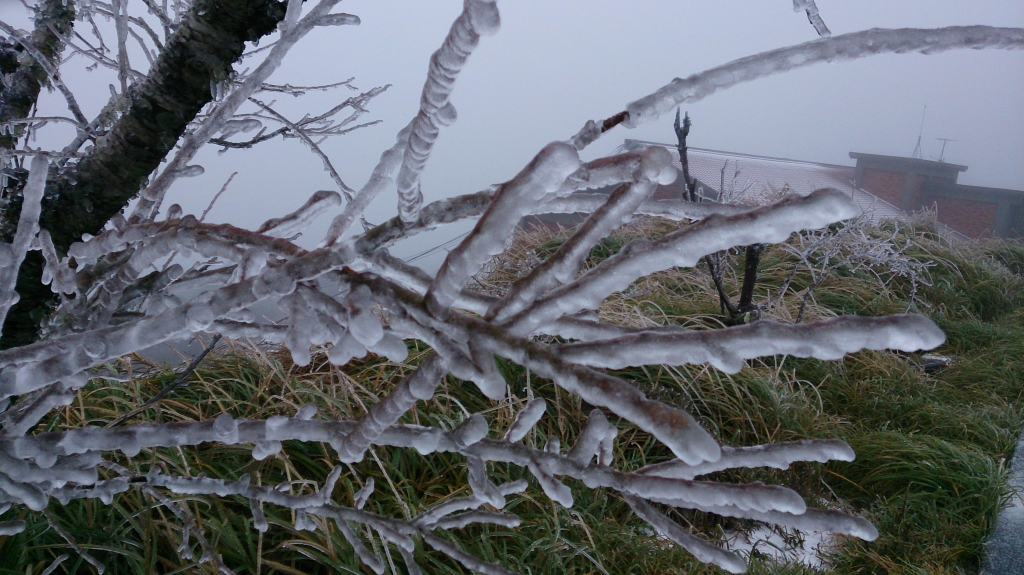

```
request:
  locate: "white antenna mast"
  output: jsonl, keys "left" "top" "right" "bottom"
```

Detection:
{"left": 911, "top": 104, "right": 926, "bottom": 159}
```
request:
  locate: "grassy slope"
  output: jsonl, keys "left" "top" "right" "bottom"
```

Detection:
{"left": 2, "top": 220, "right": 1022, "bottom": 574}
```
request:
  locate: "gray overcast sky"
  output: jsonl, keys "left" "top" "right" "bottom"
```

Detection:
{"left": 3, "top": 1, "right": 1023, "bottom": 264}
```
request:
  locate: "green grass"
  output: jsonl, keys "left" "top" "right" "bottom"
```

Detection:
{"left": 2, "top": 219, "right": 1023, "bottom": 574}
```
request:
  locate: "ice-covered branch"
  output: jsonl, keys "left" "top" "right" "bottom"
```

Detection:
{"left": 333, "top": 354, "right": 445, "bottom": 462}
{"left": 624, "top": 26, "right": 1024, "bottom": 127}
{"left": 505, "top": 188, "right": 859, "bottom": 336}
{"left": 425, "top": 141, "right": 580, "bottom": 318}
{"left": 130, "top": 0, "right": 350, "bottom": 223}
{"left": 257, "top": 190, "right": 342, "bottom": 238}
{"left": 0, "top": 156, "right": 47, "bottom": 335}
{"left": 557, "top": 314, "right": 945, "bottom": 373}
{"left": 638, "top": 438, "right": 854, "bottom": 480}
{"left": 487, "top": 147, "right": 673, "bottom": 323}
{"left": 394, "top": 0, "right": 500, "bottom": 223}
{"left": 323, "top": 121, "right": 413, "bottom": 244}
{"left": 626, "top": 495, "right": 747, "bottom": 573}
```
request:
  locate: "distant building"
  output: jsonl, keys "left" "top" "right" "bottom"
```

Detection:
{"left": 526, "top": 139, "right": 1024, "bottom": 240}
{"left": 850, "top": 152, "right": 1024, "bottom": 239}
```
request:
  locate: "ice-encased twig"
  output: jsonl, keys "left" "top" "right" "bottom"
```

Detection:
{"left": 336, "top": 516, "right": 386, "bottom": 574}
{"left": 793, "top": 0, "right": 831, "bottom": 37}
{"left": 0, "top": 156, "right": 48, "bottom": 335}
{"left": 638, "top": 438, "right": 854, "bottom": 480}
{"left": 129, "top": 0, "right": 349, "bottom": 223}
{"left": 505, "top": 189, "right": 859, "bottom": 336}
{"left": 257, "top": 190, "right": 342, "bottom": 238}
{"left": 42, "top": 508, "right": 106, "bottom": 574}
{"left": 394, "top": 0, "right": 500, "bottom": 223}
{"left": 420, "top": 530, "right": 520, "bottom": 575}
{"left": 334, "top": 354, "right": 445, "bottom": 462}
{"left": 324, "top": 121, "right": 413, "bottom": 245}
{"left": 0, "top": 519, "right": 26, "bottom": 535}
{"left": 425, "top": 142, "right": 580, "bottom": 319}
{"left": 626, "top": 495, "right": 747, "bottom": 574}
{"left": 488, "top": 147, "right": 673, "bottom": 323}
{"left": 37, "top": 230, "right": 77, "bottom": 296}
{"left": 557, "top": 314, "right": 945, "bottom": 373}
{"left": 252, "top": 99, "right": 355, "bottom": 199}
{"left": 624, "top": 26, "right": 1024, "bottom": 127}
{"left": 646, "top": 496, "right": 878, "bottom": 540}
{"left": 539, "top": 193, "right": 754, "bottom": 221}
{"left": 504, "top": 398, "right": 546, "bottom": 443}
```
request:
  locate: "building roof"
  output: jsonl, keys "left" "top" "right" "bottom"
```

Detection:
{"left": 849, "top": 152, "right": 968, "bottom": 175}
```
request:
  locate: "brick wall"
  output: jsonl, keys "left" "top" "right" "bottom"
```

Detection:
{"left": 861, "top": 169, "right": 906, "bottom": 208}
{"left": 932, "top": 197, "right": 999, "bottom": 238}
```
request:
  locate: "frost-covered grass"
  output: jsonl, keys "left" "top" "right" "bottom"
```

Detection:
{"left": 2, "top": 218, "right": 1022, "bottom": 574}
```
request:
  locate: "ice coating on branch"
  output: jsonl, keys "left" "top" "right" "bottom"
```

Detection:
{"left": 353, "top": 478, "right": 374, "bottom": 509}
{"left": 639, "top": 439, "right": 854, "bottom": 480}
{"left": 395, "top": 0, "right": 501, "bottom": 223}
{"left": 174, "top": 165, "right": 205, "bottom": 178}
{"left": 426, "top": 142, "right": 580, "bottom": 318}
{"left": 0, "top": 520, "right": 26, "bottom": 535}
{"left": 627, "top": 496, "right": 747, "bottom": 573}
{"left": 0, "top": 156, "right": 47, "bottom": 333}
{"left": 490, "top": 147, "right": 675, "bottom": 323}
{"left": 504, "top": 398, "right": 546, "bottom": 442}
{"left": 491, "top": 181, "right": 657, "bottom": 322}
{"left": 540, "top": 194, "right": 753, "bottom": 221}
{"left": 453, "top": 413, "right": 489, "bottom": 447}
{"left": 793, "top": 0, "right": 831, "bottom": 37}
{"left": 467, "top": 455, "right": 505, "bottom": 508}
{"left": 558, "top": 315, "right": 945, "bottom": 373}
{"left": 527, "top": 458, "right": 573, "bottom": 507}
{"left": 624, "top": 26, "right": 1024, "bottom": 127}
{"left": 218, "top": 118, "right": 262, "bottom": 139}
{"left": 315, "top": 13, "right": 360, "bottom": 27}
{"left": 336, "top": 516, "right": 384, "bottom": 574}
{"left": 509, "top": 189, "right": 859, "bottom": 336}
{"left": 257, "top": 190, "right": 342, "bottom": 238}
{"left": 568, "top": 409, "right": 612, "bottom": 466}
{"left": 334, "top": 355, "right": 444, "bottom": 463}
{"left": 37, "top": 231, "right": 77, "bottom": 296}
{"left": 325, "top": 121, "right": 413, "bottom": 245}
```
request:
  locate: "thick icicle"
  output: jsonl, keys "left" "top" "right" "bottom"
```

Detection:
{"left": 394, "top": 0, "right": 500, "bottom": 223}
{"left": 0, "top": 156, "right": 48, "bottom": 334}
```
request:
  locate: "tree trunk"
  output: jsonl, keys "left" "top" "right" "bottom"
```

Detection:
{"left": 0, "top": 0, "right": 288, "bottom": 348}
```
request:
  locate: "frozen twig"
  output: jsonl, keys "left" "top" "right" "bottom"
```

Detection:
{"left": 394, "top": 0, "right": 500, "bottom": 223}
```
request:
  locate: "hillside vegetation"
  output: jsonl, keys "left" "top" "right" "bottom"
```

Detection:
{"left": 2, "top": 216, "right": 1023, "bottom": 575}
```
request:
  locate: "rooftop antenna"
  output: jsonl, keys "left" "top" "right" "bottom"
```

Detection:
{"left": 911, "top": 104, "right": 927, "bottom": 159}
{"left": 933, "top": 138, "right": 957, "bottom": 163}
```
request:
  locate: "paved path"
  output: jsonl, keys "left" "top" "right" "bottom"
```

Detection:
{"left": 983, "top": 425, "right": 1024, "bottom": 575}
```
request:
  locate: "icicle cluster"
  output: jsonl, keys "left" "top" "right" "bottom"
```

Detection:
{"left": 2, "top": 1, "right": 1019, "bottom": 572}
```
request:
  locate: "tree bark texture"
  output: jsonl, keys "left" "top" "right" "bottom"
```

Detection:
{"left": 0, "top": 0, "right": 75, "bottom": 151}
{"left": 0, "top": 0, "right": 287, "bottom": 348}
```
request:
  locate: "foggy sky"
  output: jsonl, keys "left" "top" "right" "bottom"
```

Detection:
{"left": 2, "top": 1, "right": 1022, "bottom": 266}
